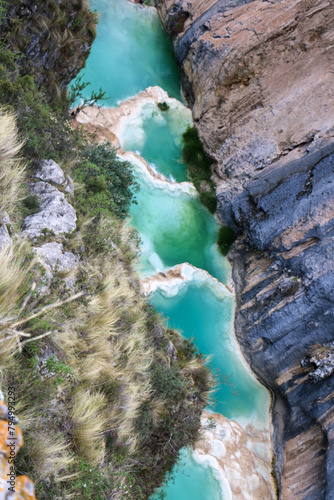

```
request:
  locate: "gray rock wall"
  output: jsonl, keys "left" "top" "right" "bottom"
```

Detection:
{"left": 155, "top": 0, "right": 334, "bottom": 497}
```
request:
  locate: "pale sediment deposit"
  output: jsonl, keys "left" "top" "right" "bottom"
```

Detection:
{"left": 77, "top": 82, "right": 274, "bottom": 498}
{"left": 140, "top": 262, "right": 233, "bottom": 297}
{"left": 196, "top": 411, "right": 275, "bottom": 500}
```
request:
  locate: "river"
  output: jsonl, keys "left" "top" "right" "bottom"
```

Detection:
{"left": 73, "top": 0, "right": 273, "bottom": 498}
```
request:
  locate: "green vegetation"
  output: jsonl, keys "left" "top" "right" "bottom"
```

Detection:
{"left": 74, "top": 143, "right": 139, "bottom": 219}
{"left": 217, "top": 226, "right": 236, "bottom": 256}
{"left": 0, "top": 5, "right": 214, "bottom": 498}
{"left": 157, "top": 101, "right": 169, "bottom": 111}
{"left": 1, "top": 0, "right": 97, "bottom": 97}
{"left": 68, "top": 74, "right": 107, "bottom": 117}
{"left": 0, "top": 108, "right": 213, "bottom": 500}
{"left": 182, "top": 126, "right": 217, "bottom": 213}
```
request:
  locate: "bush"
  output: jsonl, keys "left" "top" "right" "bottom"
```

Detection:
{"left": 199, "top": 191, "right": 217, "bottom": 214}
{"left": 182, "top": 127, "right": 211, "bottom": 181}
{"left": 157, "top": 101, "right": 169, "bottom": 111}
{"left": 23, "top": 195, "right": 39, "bottom": 214}
{"left": 217, "top": 226, "right": 236, "bottom": 255}
{"left": 74, "top": 143, "right": 139, "bottom": 219}
{"left": 182, "top": 126, "right": 218, "bottom": 213}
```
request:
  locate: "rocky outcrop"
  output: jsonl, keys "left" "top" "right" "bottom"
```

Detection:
{"left": 23, "top": 161, "right": 79, "bottom": 289}
{"left": 22, "top": 181, "right": 76, "bottom": 240}
{"left": 35, "top": 159, "right": 74, "bottom": 195}
{"left": 0, "top": 215, "right": 12, "bottom": 252}
{"left": 155, "top": 0, "right": 334, "bottom": 498}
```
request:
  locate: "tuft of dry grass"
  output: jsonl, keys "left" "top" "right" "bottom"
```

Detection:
{"left": 70, "top": 389, "right": 108, "bottom": 466}
{"left": 0, "top": 110, "right": 25, "bottom": 217}
{"left": 26, "top": 433, "right": 75, "bottom": 481}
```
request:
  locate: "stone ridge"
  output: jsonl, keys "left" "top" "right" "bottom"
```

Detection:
{"left": 155, "top": 0, "right": 334, "bottom": 498}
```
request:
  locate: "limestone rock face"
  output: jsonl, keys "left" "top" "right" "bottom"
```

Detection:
{"left": 155, "top": 0, "right": 334, "bottom": 498}
{"left": 22, "top": 181, "right": 76, "bottom": 239}
{"left": 35, "top": 159, "right": 74, "bottom": 195}
{"left": 0, "top": 0, "right": 96, "bottom": 91}
{"left": 35, "top": 159, "right": 67, "bottom": 186}
{"left": 34, "top": 242, "right": 79, "bottom": 288}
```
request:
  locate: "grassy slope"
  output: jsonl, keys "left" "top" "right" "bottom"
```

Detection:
{"left": 0, "top": 3, "right": 213, "bottom": 499}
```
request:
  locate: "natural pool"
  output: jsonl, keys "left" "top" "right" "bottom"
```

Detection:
{"left": 74, "top": 0, "right": 182, "bottom": 106}
{"left": 74, "top": 0, "right": 271, "bottom": 497}
{"left": 151, "top": 279, "right": 269, "bottom": 427}
{"left": 130, "top": 167, "right": 229, "bottom": 283}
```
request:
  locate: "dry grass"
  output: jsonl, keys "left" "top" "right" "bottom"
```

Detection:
{"left": 0, "top": 110, "right": 25, "bottom": 217}
{"left": 0, "top": 109, "right": 211, "bottom": 498}
{"left": 70, "top": 390, "right": 108, "bottom": 466}
{"left": 26, "top": 433, "right": 75, "bottom": 481}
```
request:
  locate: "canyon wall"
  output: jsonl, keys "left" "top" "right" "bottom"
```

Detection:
{"left": 154, "top": 0, "right": 334, "bottom": 498}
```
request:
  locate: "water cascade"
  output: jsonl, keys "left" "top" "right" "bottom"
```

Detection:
{"left": 73, "top": 0, "right": 274, "bottom": 497}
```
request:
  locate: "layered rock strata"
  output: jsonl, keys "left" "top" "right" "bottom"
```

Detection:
{"left": 154, "top": 0, "right": 334, "bottom": 498}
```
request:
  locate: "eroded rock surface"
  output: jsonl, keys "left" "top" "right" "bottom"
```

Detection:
{"left": 155, "top": 0, "right": 334, "bottom": 498}
{"left": 22, "top": 181, "right": 76, "bottom": 239}
{"left": 35, "top": 159, "right": 74, "bottom": 195}
{"left": 34, "top": 242, "right": 79, "bottom": 289}
{"left": 0, "top": 215, "right": 12, "bottom": 252}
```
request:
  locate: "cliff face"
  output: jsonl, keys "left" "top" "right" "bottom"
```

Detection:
{"left": 154, "top": 0, "right": 334, "bottom": 498}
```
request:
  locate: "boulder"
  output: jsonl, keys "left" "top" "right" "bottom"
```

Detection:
{"left": 34, "top": 242, "right": 79, "bottom": 287}
{"left": 35, "top": 159, "right": 74, "bottom": 195}
{"left": 22, "top": 182, "right": 76, "bottom": 239}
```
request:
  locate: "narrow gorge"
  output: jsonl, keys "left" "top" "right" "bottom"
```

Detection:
{"left": 73, "top": 0, "right": 275, "bottom": 498}
{"left": 0, "top": 0, "right": 332, "bottom": 499}
{"left": 153, "top": 0, "right": 334, "bottom": 499}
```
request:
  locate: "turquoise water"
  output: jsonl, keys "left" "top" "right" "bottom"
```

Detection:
{"left": 151, "top": 280, "right": 269, "bottom": 425}
{"left": 73, "top": 0, "right": 182, "bottom": 107}
{"left": 151, "top": 449, "right": 221, "bottom": 500}
{"left": 122, "top": 109, "right": 188, "bottom": 182}
{"left": 130, "top": 170, "right": 229, "bottom": 283}
{"left": 74, "top": 0, "right": 271, "bottom": 497}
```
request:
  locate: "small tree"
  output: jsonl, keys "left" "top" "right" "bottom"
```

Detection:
{"left": 68, "top": 75, "right": 107, "bottom": 118}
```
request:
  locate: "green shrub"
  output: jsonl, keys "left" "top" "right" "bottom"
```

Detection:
{"left": 74, "top": 143, "right": 139, "bottom": 219}
{"left": 217, "top": 226, "right": 236, "bottom": 255}
{"left": 182, "top": 126, "right": 218, "bottom": 213}
{"left": 199, "top": 191, "right": 217, "bottom": 213}
{"left": 157, "top": 101, "right": 169, "bottom": 111}
{"left": 23, "top": 195, "right": 39, "bottom": 214}
{"left": 182, "top": 126, "right": 211, "bottom": 183}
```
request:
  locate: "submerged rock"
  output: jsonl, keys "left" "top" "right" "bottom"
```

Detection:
{"left": 196, "top": 411, "right": 275, "bottom": 500}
